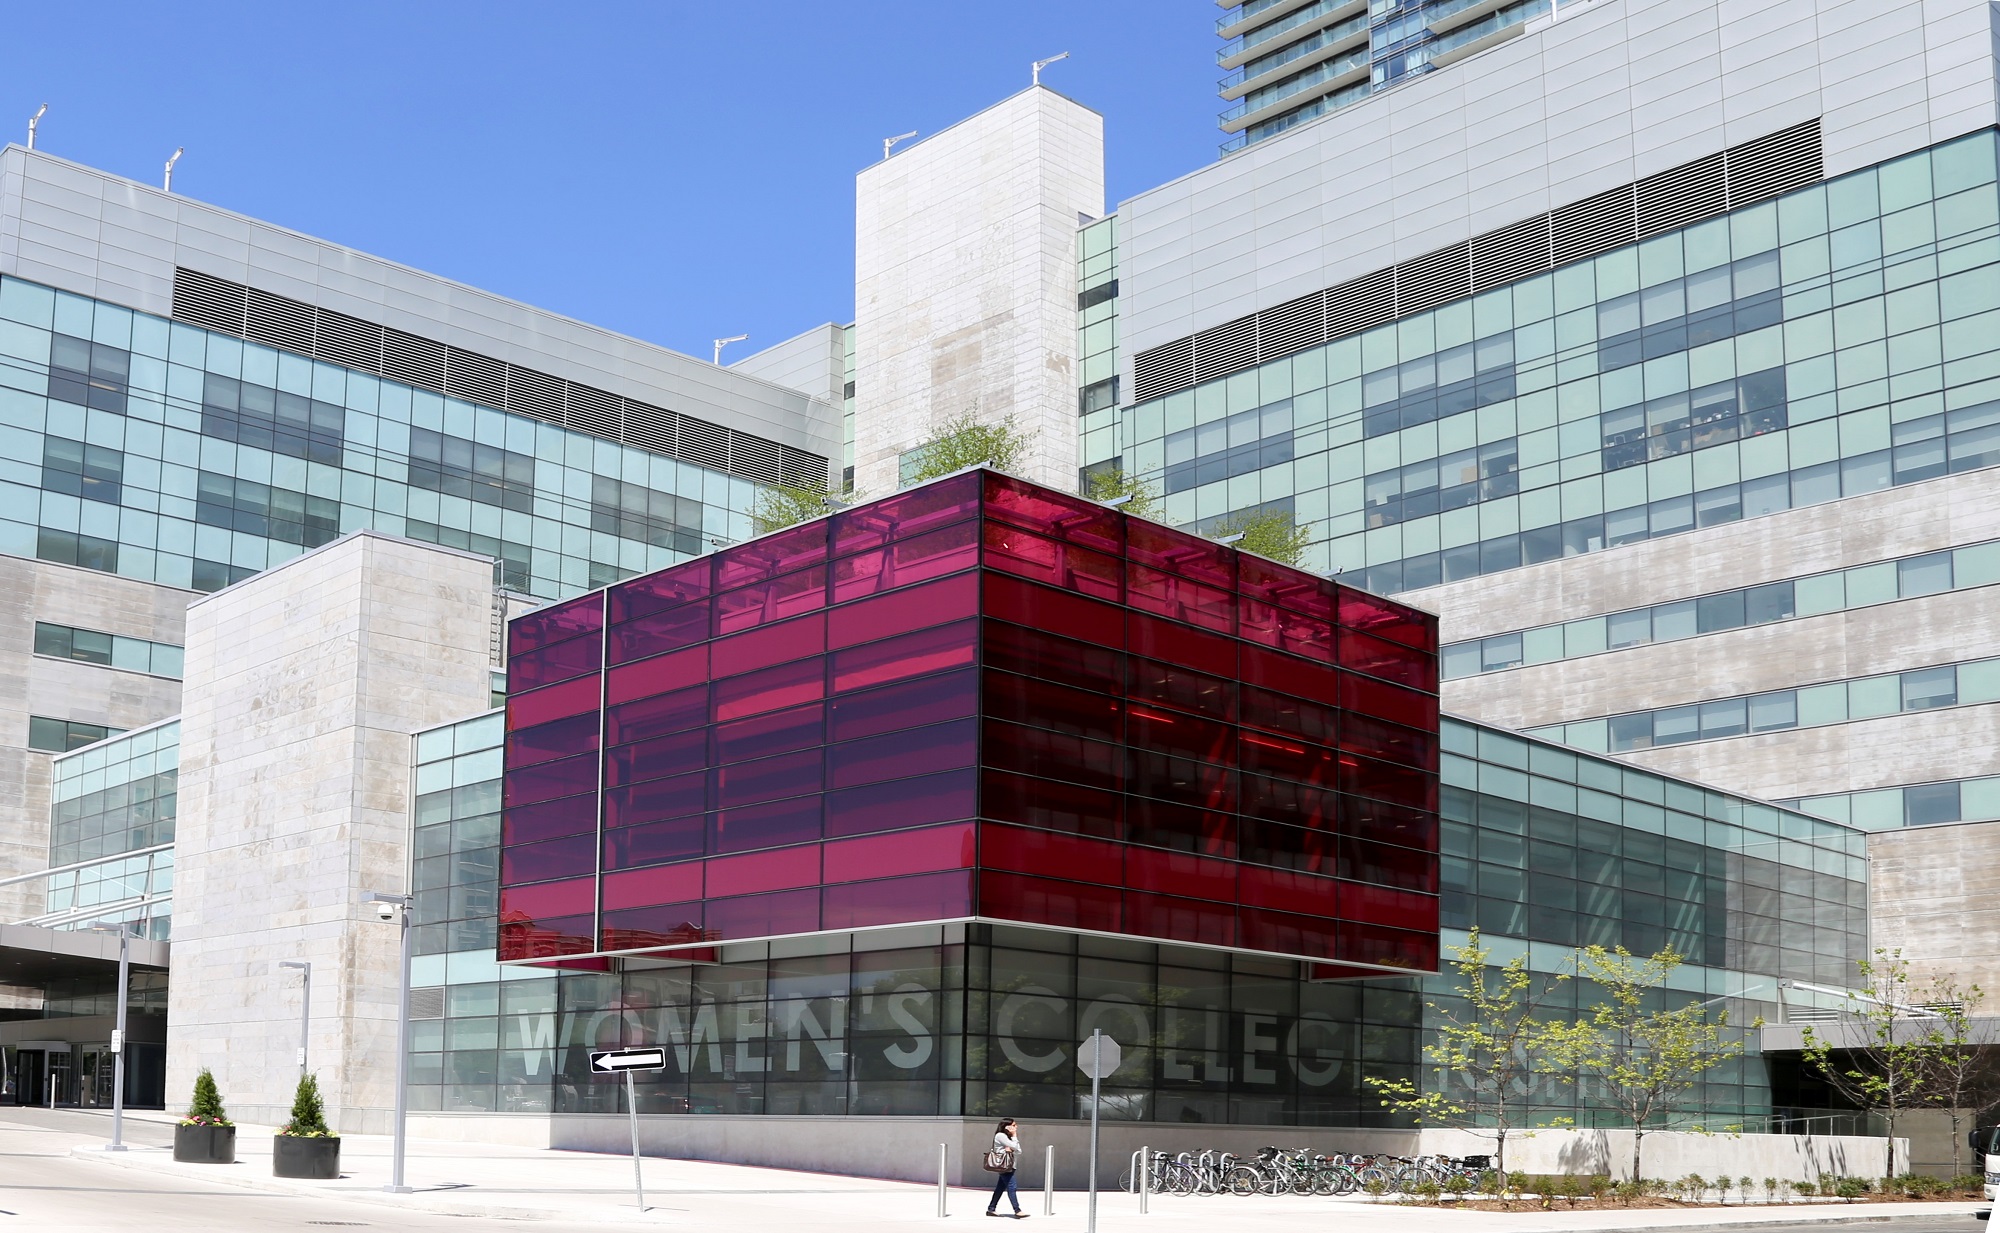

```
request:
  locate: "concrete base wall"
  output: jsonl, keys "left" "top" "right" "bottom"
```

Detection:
{"left": 1418, "top": 1127, "right": 1907, "bottom": 1183}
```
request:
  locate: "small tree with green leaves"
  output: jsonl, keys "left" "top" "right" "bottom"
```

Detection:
{"left": 1207, "top": 507, "right": 1312, "bottom": 566}
{"left": 1082, "top": 468, "right": 1161, "bottom": 521}
{"left": 1365, "top": 928, "right": 1566, "bottom": 1179}
{"left": 902, "top": 413, "right": 1032, "bottom": 486}
{"left": 1800, "top": 949, "right": 1941, "bottom": 1180}
{"left": 181, "top": 1067, "right": 232, "bottom": 1126}
{"left": 749, "top": 482, "right": 844, "bottom": 536}
{"left": 1540, "top": 945, "right": 1751, "bottom": 1182}
{"left": 279, "top": 1072, "right": 333, "bottom": 1138}
{"left": 1910, "top": 975, "right": 1994, "bottom": 1179}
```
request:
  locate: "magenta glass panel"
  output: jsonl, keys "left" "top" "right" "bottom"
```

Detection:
{"left": 1342, "top": 921, "right": 1437, "bottom": 970}
{"left": 828, "top": 571, "right": 978, "bottom": 648}
{"left": 713, "top": 702, "right": 824, "bottom": 764}
{"left": 1125, "top": 847, "right": 1237, "bottom": 903}
{"left": 606, "top": 645, "right": 708, "bottom": 706}
{"left": 977, "top": 871, "right": 1122, "bottom": 934}
{"left": 1336, "top": 587, "right": 1434, "bottom": 650}
{"left": 982, "top": 522, "right": 1122, "bottom": 601}
{"left": 1343, "top": 794, "right": 1438, "bottom": 850}
{"left": 715, "top": 520, "right": 827, "bottom": 588}
{"left": 1238, "top": 907, "right": 1340, "bottom": 960}
{"left": 1335, "top": 752, "right": 1436, "bottom": 811}
{"left": 1238, "top": 864, "right": 1340, "bottom": 917}
{"left": 1126, "top": 520, "right": 1233, "bottom": 589}
{"left": 829, "top": 620, "right": 975, "bottom": 693}
{"left": 607, "top": 602, "right": 710, "bottom": 666}
{"left": 823, "top": 822, "right": 976, "bottom": 882}
{"left": 705, "top": 844, "right": 822, "bottom": 897}
{"left": 715, "top": 567, "right": 828, "bottom": 636}
{"left": 508, "top": 593, "right": 603, "bottom": 658}
{"left": 1339, "top": 881, "right": 1436, "bottom": 931}
{"left": 982, "top": 472, "right": 1122, "bottom": 555}
{"left": 602, "top": 903, "right": 705, "bottom": 951}
{"left": 499, "top": 877, "right": 594, "bottom": 920}
{"left": 1240, "top": 773, "right": 1337, "bottom": 828}
{"left": 1126, "top": 563, "right": 1234, "bottom": 634}
{"left": 1340, "top": 713, "right": 1439, "bottom": 771}
{"left": 827, "top": 718, "right": 975, "bottom": 789}
{"left": 1124, "top": 656, "right": 1234, "bottom": 722}
{"left": 1236, "top": 730, "right": 1337, "bottom": 787}
{"left": 507, "top": 712, "right": 600, "bottom": 768}
{"left": 499, "top": 915, "right": 595, "bottom": 961}
{"left": 979, "top": 823, "right": 1124, "bottom": 881}
{"left": 608, "top": 557, "right": 712, "bottom": 625}
{"left": 1239, "top": 600, "right": 1334, "bottom": 662}
{"left": 504, "top": 796, "right": 598, "bottom": 845}
{"left": 1240, "top": 644, "right": 1338, "bottom": 700}
{"left": 704, "top": 887, "right": 820, "bottom": 940}
{"left": 830, "top": 521, "right": 979, "bottom": 602}
{"left": 502, "top": 833, "right": 596, "bottom": 884}
{"left": 1238, "top": 555, "right": 1337, "bottom": 620}
{"left": 604, "top": 728, "right": 706, "bottom": 788}
{"left": 509, "top": 630, "right": 603, "bottom": 691}
{"left": 1128, "top": 705, "right": 1232, "bottom": 765}
{"left": 1238, "top": 818, "right": 1338, "bottom": 877}
{"left": 822, "top": 871, "right": 973, "bottom": 930}
{"left": 711, "top": 749, "right": 821, "bottom": 808}
{"left": 603, "top": 862, "right": 702, "bottom": 910}
{"left": 710, "top": 613, "right": 826, "bottom": 678}
{"left": 831, "top": 472, "right": 980, "bottom": 554}
{"left": 603, "top": 815, "right": 705, "bottom": 868}
{"left": 507, "top": 674, "right": 600, "bottom": 730}
{"left": 980, "top": 770, "right": 1123, "bottom": 842}
{"left": 708, "top": 796, "right": 823, "bottom": 854}
{"left": 1339, "top": 672, "right": 1438, "bottom": 731}
{"left": 829, "top": 669, "right": 975, "bottom": 743}
{"left": 1339, "top": 628, "right": 1439, "bottom": 693}
{"left": 504, "top": 752, "right": 599, "bottom": 809}
{"left": 1127, "top": 749, "right": 1236, "bottom": 813}
{"left": 712, "top": 657, "right": 824, "bottom": 722}
{"left": 1340, "top": 837, "right": 1437, "bottom": 892}
{"left": 606, "top": 685, "right": 707, "bottom": 746}
{"left": 1239, "top": 685, "right": 1337, "bottom": 745}
{"left": 823, "top": 769, "right": 975, "bottom": 838}
{"left": 604, "top": 771, "right": 706, "bottom": 828}
{"left": 1128, "top": 612, "right": 1235, "bottom": 678}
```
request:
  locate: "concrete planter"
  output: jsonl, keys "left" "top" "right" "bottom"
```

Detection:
{"left": 272, "top": 1134, "right": 341, "bottom": 1179}
{"left": 172, "top": 1122, "right": 236, "bottom": 1164}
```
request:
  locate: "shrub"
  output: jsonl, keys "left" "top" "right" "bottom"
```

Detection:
{"left": 1363, "top": 1178, "right": 1389, "bottom": 1197}
{"left": 1586, "top": 1174, "right": 1613, "bottom": 1201}
{"left": 1412, "top": 1179, "right": 1443, "bottom": 1206}
{"left": 1762, "top": 1176, "right": 1778, "bottom": 1202}
{"left": 1795, "top": 1180, "right": 1818, "bottom": 1197}
{"left": 181, "top": 1068, "right": 232, "bottom": 1128}
{"left": 278, "top": 1073, "right": 333, "bottom": 1138}
{"left": 1443, "top": 1173, "right": 1473, "bottom": 1199}
{"left": 1506, "top": 1170, "right": 1529, "bottom": 1197}
{"left": 1739, "top": 1176, "right": 1753, "bottom": 1203}
{"left": 1476, "top": 1169, "right": 1502, "bottom": 1196}
{"left": 1831, "top": 1176, "right": 1870, "bottom": 1200}
{"left": 1952, "top": 1174, "right": 1986, "bottom": 1194}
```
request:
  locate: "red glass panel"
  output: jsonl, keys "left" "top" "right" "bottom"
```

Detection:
{"left": 502, "top": 833, "right": 596, "bottom": 884}
{"left": 1239, "top": 600, "right": 1334, "bottom": 662}
{"left": 824, "top": 769, "right": 975, "bottom": 838}
{"left": 509, "top": 630, "right": 603, "bottom": 691}
{"left": 1127, "top": 520, "right": 1233, "bottom": 588}
{"left": 1239, "top": 685, "right": 1338, "bottom": 744}
{"left": 1238, "top": 818, "right": 1338, "bottom": 877}
{"left": 1339, "top": 881, "right": 1438, "bottom": 931}
{"left": 1239, "top": 865, "right": 1341, "bottom": 917}
{"left": 983, "top": 575, "right": 1125, "bottom": 647}
{"left": 711, "top": 749, "right": 821, "bottom": 808}
{"left": 1127, "top": 705, "right": 1232, "bottom": 764}
{"left": 606, "top": 645, "right": 709, "bottom": 706}
{"left": 507, "top": 713, "right": 600, "bottom": 768}
{"left": 504, "top": 752, "right": 599, "bottom": 809}
{"left": 1123, "top": 890, "right": 1235, "bottom": 947}
{"left": 601, "top": 902, "right": 707, "bottom": 950}
{"left": 713, "top": 702, "right": 824, "bottom": 765}
{"left": 499, "top": 914, "right": 595, "bottom": 961}
{"left": 1339, "top": 837, "right": 1438, "bottom": 892}
{"left": 824, "top": 822, "right": 976, "bottom": 882}
{"left": 715, "top": 520, "right": 828, "bottom": 588}
{"left": 607, "top": 557, "right": 712, "bottom": 625}
{"left": 1238, "top": 907, "right": 1340, "bottom": 960}
{"left": 831, "top": 472, "right": 980, "bottom": 554}
{"left": 828, "top": 718, "right": 975, "bottom": 789}
{"left": 603, "top": 815, "right": 705, "bottom": 868}
{"left": 1340, "top": 712, "right": 1439, "bottom": 770}
{"left": 1342, "top": 920, "right": 1437, "bottom": 970}
{"left": 499, "top": 877, "right": 593, "bottom": 920}
{"left": 822, "top": 871, "right": 974, "bottom": 930}
{"left": 830, "top": 620, "right": 975, "bottom": 692}
{"left": 507, "top": 674, "right": 600, "bottom": 730}
{"left": 1126, "top": 796, "right": 1235, "bottom": 858}
{"left": 508, "top": 593, "right": 603, "bottom": 658}
{"left": 984, "top": 621, "right": 1123, "bottom": 696}
{"left": 977, "top": 823, "right": 1123, "bottom": 881}
{"left": 978, "top": 770, "right": 1123, "bottom": 842}
{"left": 604, "top": 728, "right": 706, "bottom": 788}
{"left": 977, "top": 871, "right": 1122, "bottom": 933}
{"left": 830, "top": 521, "right": 978, "bottom": 602}
{"left": 603, "top": 862, "right": 702, "bottom": 910}
{"left": 1237, "top": 730, "right": 1337, "bottom": 786}
{"left": 605, "top": 685, "right": 706, "bottom": 746}
{"left": 1342, "top": 793, "right": 1439, "bottom": 850}
{"left": 1335, "top": 752, "right": 1437, "bottom": 811}
{"left": 1336, "top": 586, "right": 1434, "bottom": 650}
{"left": 705, "top": 844, "right": 823, "bottom": 897}
{"left": 708, "top": 796, "right": 823, "bottom": 854}
{"left": 1240, "top": 773, "right": 1337, "bottom": 829}
{"left": 504, "top": 796, "right": 597, "bottom": 845}
{"left": 703, "top": 887, "right": 821, "bottom": 941}
{"left": 1126, "top": 657, "right": 1236, "bottom": 722}
{"left": 830, "top": 668, "right": 974, "bottom": 742}
{"left": 1126, "top": 749, "right": 1236, "bottom": 813}
{"left": 983, "top": 471, "right": 1122, "bottom": 553}
{"left": 1339, "top": 628, "right": 1438, "bottom": 693}
{"left": 1126, "top": 563, "right": 1233, "bottom": 634}
{"left": 713, "top": 657, "right": 824, "bottom": 722}
{"left": 607, "top": 602, "right": 710, "bottom": 666}
{"left": 982, "top": 720, "right": 1123, "bottom": 794}
{"left": 984, "top": 670, "right": 1122, "bottom": 743}
{"left": 1125, "top": 847, "right": 1236, "bottom": 903}
{"left": 1240, "top": 644, "right": 1339, "bottom": 703}
{"left": 711, "top": 613, "right": 826, "bottom": 677}
{"left": 828, "top": 572, "right": 978, "bottom": 649}
{"left": 1128, "top": 611, "right": 1235, "bottom": 677}
{"left": 604, "top": 771, "right": 706, "bottom": 828}
{"left": 982, "top": 522, "right": 1122, "bottom": 601}
{"left": 1239, "top": 555, "right": 1336, "bottom": 620}
{"left": 1339, "top": 671, "right": 1438, "bottom": 730}
{"left": 715, "top": 567, "right": 828, "bottom": 636}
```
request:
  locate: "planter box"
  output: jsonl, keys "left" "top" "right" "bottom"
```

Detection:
{"left": 273, "top": 1134, "right": 341, "bottom": 1179}
{"left": 172, "top": 1122, "right": 236, "bottom": 1164}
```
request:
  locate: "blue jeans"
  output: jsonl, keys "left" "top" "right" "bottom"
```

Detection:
{"left": 988, "top": 1168, "right": 1020, "bottom": 1213}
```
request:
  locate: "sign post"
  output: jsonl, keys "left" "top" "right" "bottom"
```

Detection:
{"left": 590, "top": 1047, "right": 668, "bottom": 1212}
{"left": 1075, "top": 1030, "right": 1120, "bottom": 1233}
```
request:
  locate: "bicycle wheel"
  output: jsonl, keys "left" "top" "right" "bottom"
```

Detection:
{"left": 1225, "top": 1164, "right": 1263, "bottom": 1196}
{"left": 1357, "top": 1165, "right": 1390, "bottom": 1191}
{"left": 1118, "top": 1163, "right": 1136, "bottom": 1193}
{"left": 1330, "top": 1165, "right": 1360, "bottom": 1196}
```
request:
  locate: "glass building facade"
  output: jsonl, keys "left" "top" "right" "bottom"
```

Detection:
{"left": 40, "top": 720, "right": 179, "bottom": 939}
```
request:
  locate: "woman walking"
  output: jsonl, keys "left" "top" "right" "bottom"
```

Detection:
{"left": 986, "top": 1117, "right": 1029, "bottom": 1218}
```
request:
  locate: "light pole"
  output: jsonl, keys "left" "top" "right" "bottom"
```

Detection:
{"left": 88, "top": 922, "right": 133, "bottom": 1151}
{"left": 712, "top": 334, "right": 748, "bottom": 365}
{"left": 363, "top": 891, "right": 414, "bottom": 1193}
{"left": 278, "top": 960, "right": 312, "bottom": 1078}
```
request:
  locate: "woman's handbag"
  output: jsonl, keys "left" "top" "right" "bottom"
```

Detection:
{"left": 983, "top": 1147, "right": 1016, "bottom": 1173}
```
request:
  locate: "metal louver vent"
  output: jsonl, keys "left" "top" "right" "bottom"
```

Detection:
{"left": 1128, "top": 117, "right": 1825, "bottom": 404}
{"left": 167, "top": 268, "right": 830, "bottom": 491}
{"left": 409, "top": 988, "right": 445, "bottom": 1020}
{"left": 1255, "top": 293, "right": 1325, "bottom": 360}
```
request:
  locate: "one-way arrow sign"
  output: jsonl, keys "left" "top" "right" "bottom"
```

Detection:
{"left": 590, "top": 1047, "right": 667, "bottom": 1073}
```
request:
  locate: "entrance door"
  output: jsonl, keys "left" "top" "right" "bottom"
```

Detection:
{"left": 13, "top": 1050, "right": 46, "bottom": 1107}
{"left": 48, "top": 1051, "right": 73, "bottom": 1106}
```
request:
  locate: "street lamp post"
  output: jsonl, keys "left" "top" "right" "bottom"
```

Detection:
{"left": 278, "top": 960, "right": 312, "bottom": 1078}
{"left": 88, "top": 922, "right": 133, "bottom": 1152}
{"left": 363, "top": 891, "right": 414, "bottom": 1194}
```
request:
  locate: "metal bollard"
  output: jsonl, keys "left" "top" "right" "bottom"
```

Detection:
{"left": 938, "top": 1142, "right": 948, "bottom": 1217}
{"left": 1044, "top": 1144, "right": 1055, "bottom": 1216}
{"left": 1139, "top": 1144, "right": 1149, "bottom": 1214}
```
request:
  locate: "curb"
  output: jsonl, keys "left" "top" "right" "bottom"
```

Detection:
{"left": 1585, "top": 1217, "right": 1985, "bottom": 1233}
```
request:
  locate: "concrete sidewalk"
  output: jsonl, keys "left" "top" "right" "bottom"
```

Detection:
{"left": 52, "top": 1112, "right": 1989, "bottom": 1231}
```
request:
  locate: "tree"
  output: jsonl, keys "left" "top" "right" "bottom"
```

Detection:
{"left": 749, "top": 482, "right": 843, "bottom": 535}
{"left": 1366, "top": 928, "right": 1566, "bottom": 1179}
{"left": 1800, "top": 948, "right": 1945, "bottom": 1180}
{"left": 1082, "top": 468, "right": 1161, "bottom": 521}
{"left": 902, "top": 413, "right": 1032, "bottom": 485}
{"left": 1542, "top": 945, "right": 1750, "bottom": 1181}
{"left": 281, "top": 1072, "right": 333, "bottom": 1137}
{"left": 183, "top": 1066, "right": 231, "bottom": 1126}
{"left": 1207, "top": 507, "right": 1312, "bottom": 566}
{"left": 1911, "top": 976, "right": 1993, "bottom": 1179}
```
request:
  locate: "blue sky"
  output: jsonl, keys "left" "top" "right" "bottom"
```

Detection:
{"left": 5, "top": 2, "right": 1219, "bottom": 361}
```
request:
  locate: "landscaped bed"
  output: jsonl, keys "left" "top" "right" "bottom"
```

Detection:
{"left": 1373, "top": 1172, "right": 1986, "bottom": 1211}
